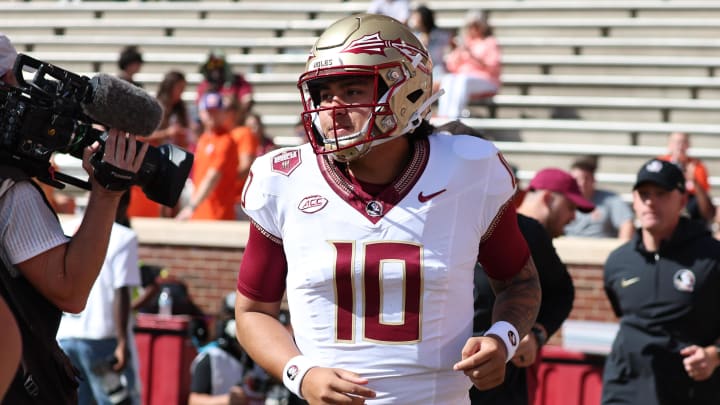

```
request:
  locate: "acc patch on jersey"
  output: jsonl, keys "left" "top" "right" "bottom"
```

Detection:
{"left": 673, "top": 269, "right": 696, "bottom": 292}
{"left": 298, "top": 195, "right": 328, "bottom": 214}
{"left": 271, "top": 149, "right": 302, "bottom": 176}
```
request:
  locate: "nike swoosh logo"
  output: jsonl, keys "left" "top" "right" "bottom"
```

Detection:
{"left": 418, "top": 189, "right": 447, "bottom": 203}
{"left": 621, "top": 277, "right": 640, "bottom": 288}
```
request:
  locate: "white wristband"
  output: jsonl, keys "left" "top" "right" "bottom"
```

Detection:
{"left": 483, "top": 321, "right": 520, "bottom": 362}
{"left": 282, "top": 355, "right": 316, "bottom": 399}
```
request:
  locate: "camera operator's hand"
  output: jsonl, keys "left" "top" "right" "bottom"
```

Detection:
{"left": 228, "top": 385, "right": 249, "bottom": 405}
{"left": 83, "top": 129, "right": 148, "bottom": 193}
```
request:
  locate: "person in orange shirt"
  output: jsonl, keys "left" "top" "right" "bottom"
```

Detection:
{"left": 225, "top": 96, "right": 260, "bottom": 219}
{"left": 658, "top": 131, "right": 715, "bottom": 223}
{"left": 126, "top": 186, "right": 162, "bottom": 218}
{"left": 176, "top": 92, "right": 238, "bottom": 221}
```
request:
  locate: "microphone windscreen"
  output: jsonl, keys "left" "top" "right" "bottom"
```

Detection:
{"left": 82, "top": 74, "right": 163, "bottom": 136}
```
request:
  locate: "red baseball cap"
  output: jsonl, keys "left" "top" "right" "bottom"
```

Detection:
{"left": 528, "top": 168, "right": 595, "bottom": 213}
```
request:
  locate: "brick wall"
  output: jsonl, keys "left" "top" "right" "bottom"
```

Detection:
{"left": 568, "top": 264, "right": 615, "bottom": 323}
{"left": 138, "top": 244, "right": 243, "bottom": 316}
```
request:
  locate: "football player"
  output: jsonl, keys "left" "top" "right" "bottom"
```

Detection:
{"left": 234, "top": 13, "right": 541, "bottom": 404}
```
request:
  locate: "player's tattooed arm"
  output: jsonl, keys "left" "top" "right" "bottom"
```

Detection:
{"left": 488, "top": 255, "right": 541, "bottom": 339}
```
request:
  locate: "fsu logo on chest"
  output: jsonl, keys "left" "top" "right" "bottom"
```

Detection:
{"left": 365, "top": 200, "right": 383, "bottom": 217}
{"left": 271, "top": 149, "right": 302, "bottom": 176}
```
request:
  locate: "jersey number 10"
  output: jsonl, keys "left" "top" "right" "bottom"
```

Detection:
{"left": 332, "top": 241, "right": 423, "bottom": 344}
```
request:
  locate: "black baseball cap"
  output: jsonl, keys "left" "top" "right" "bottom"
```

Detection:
{"left": 633, "top": 159, "right": 685, "bottom": 193}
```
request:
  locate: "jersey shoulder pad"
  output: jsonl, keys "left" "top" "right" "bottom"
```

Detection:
{"left": 431, "top": 132, "right": 499, "bottom": 162}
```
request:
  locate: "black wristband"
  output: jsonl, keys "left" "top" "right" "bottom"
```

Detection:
{"left": 91, "top": 158, "right": 136, "bottom": 191}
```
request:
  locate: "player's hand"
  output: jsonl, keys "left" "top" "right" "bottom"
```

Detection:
{"left": 681, "top": 345, "right": 720, "bottom": 381}
{"left": 453, "top": 336, "right": 507, "bottom": 390}
{"left": 510, "top": 333, "right": 538, "bottom": 368}
{"left": 300, "top": 367, "right": 376, "bottom": 404}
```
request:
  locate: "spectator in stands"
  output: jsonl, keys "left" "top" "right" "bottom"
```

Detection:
{"left": 225, "top": 96, "right": 259, "bottom": 220}
{"left": 367, "top": 0, "right": 411, "bottom": 24}
{"left": 470, "top": 168, "right": 590, "bottom": 405}
{"left": 565, "top": 155, "right": 635, "bottom": 240}
{"left": 245, "top": 112, "right": 277, "bottom": 157}
{"left": 177, "top": 92, "right": 238, "bottom": 221}
{"left": 437, "top": 10, "right": 501, "bottom": 119}
{"left": 196, "top": 50, "right": 254, "bottom": 127}
{"left": 135, "top": 70, "right": 195, "bottom": 218}
{"left": 408, "top": 5, "right": 452, "bottom": 93}
{"left": 117, "top": 45, "right": 144, "bottom": 88}
{"left": 189, "top": 292, "right": 271, "bottom": 405}
{"left": 57, "top": 191, "right": 142, "bottom": 405}
{"left": 602, "top": 159, "right": 720, "bottom": 405}
{"left": 658, "top": 131, "right": 716, "bottom": 224}
{"left": 147, "top": 70, "right": 194, "bottom": 151}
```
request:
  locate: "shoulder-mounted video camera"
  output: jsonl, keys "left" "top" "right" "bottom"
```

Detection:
{"left": 0, "top": 54, "right": 193, "bottom": 206}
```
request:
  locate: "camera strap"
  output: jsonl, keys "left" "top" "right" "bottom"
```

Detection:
{"left": 91, "top": 158, "right": 137, "bottom": 191}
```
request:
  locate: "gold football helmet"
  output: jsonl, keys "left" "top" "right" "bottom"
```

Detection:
{"left": 297, "top": 13, "right": 435, "bottom": 162}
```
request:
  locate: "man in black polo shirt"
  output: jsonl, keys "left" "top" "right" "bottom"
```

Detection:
{"left": 602, "top": 159, "right": 720, "bottom": 405}
{"left": 471, "top": 167, "right": 594, "bottom": 405}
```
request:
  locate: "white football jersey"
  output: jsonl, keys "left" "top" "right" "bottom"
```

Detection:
{"left": 241, "top": 133, "right": 516, "bottom": 404}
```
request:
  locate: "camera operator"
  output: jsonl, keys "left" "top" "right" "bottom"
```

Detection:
{"left": 0, "top": 32, "right": 22, "bottom": 401}
{"left": 1, "top": 127, "right": 148, "bottom": 403}
{"left": 1, "top": 33, "right": 190, "bottom": 403}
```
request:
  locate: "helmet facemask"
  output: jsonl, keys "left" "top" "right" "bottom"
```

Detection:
{"left": 300, "top": 64, "right": 408, "bottom": 162}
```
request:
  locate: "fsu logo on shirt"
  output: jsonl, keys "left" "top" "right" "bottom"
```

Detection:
{"left": 271, "top": 149, "right": 302, "bottom": 176}
{"left": 365, "top": 200, "right": 383, "bottom": 217}
{"left": 673, "top": 269, "right": 695, "bottom": 292}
